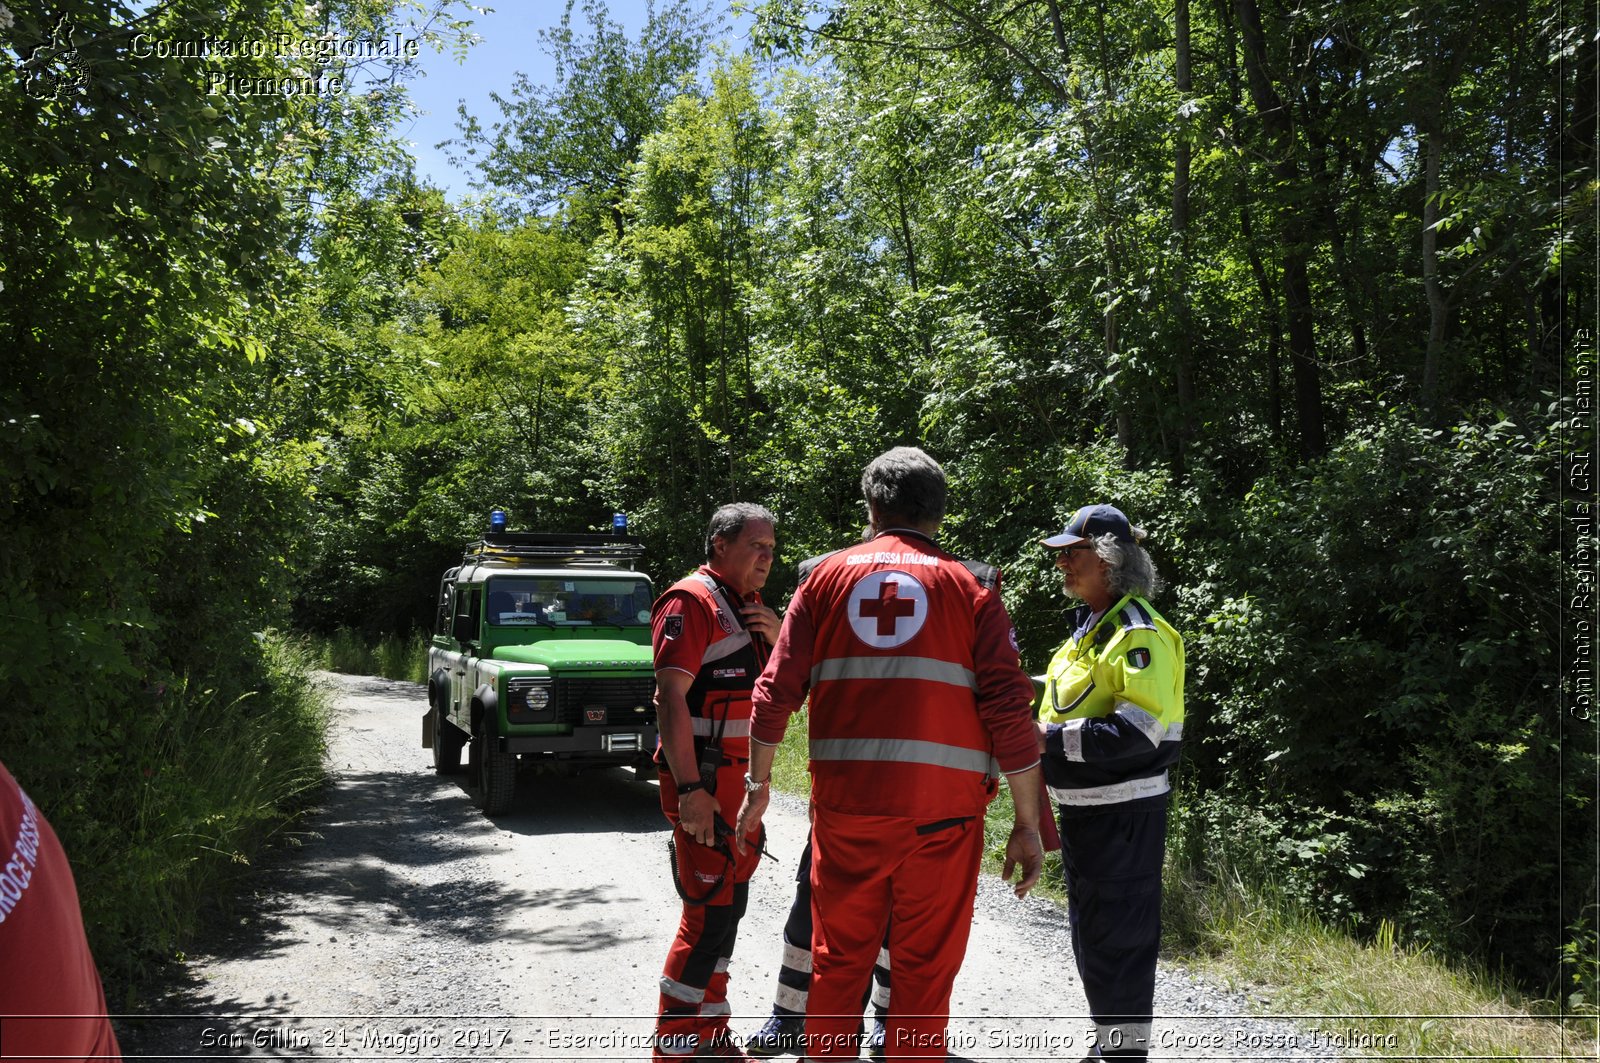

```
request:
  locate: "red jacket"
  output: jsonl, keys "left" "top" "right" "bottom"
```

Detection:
{"left": 652, "top": 568, "right": 766, "bottom": 761}
{"left": 0, "top": 761, "right": 122, "bottom": 1062}
{"left": 750, "top": 530, "right": 1038, "bottom": 818}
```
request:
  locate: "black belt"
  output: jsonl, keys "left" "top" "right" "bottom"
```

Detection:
{"left": 659, "top": 755, "right": 747, "bottom": 770}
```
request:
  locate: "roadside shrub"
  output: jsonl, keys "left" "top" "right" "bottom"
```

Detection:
{"left": 1174, "top": 408, "right": 1578, "bottom": 987}
{"left": 6, "top": 632, "right": 328, "bottom": 998}
{"left": 303, "top": 627, "right": 429, "bottom": 682}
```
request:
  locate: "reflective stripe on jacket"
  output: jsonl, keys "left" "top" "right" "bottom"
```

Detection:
{"left": 1038, "top": 594, "right": 1184, "bottom": 809}
{"left": 658, "top": 572, "right": 760, "bottom": 760}
{"left": 796, "top": 531, "right": 1030, "bottom": 818}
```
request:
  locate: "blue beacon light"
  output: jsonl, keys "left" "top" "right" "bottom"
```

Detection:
{"left": 612, "top": 512, "right": 628, "bottom": 536}
{"left": 489, "top": 508, "right": 508, "bottom": 534}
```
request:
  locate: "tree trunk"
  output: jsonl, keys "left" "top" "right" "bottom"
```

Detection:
{"left": 1235, "top": 0, "right": 1325, "bottom": 459}
{"left": 1171, "top": 0, "right": 1196, "bottom": 475}
{"left": 1219, "top": 0, "right": 1284, "bottom": 453}
{"left": 892, "top": 173, "right": 935, "bottom": 362}
{"left": 1420, "top": 121, "right": 1448, "bottom": 413}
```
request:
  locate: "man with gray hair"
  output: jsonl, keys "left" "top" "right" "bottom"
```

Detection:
{"left": 737, "top": 447, "right": 1044, "bottom": 1061}
{"left": 651, "top": 502, "right": 781, "bottom": 1060}
{"left": 1036, "top": 504, "right": 1184, "bottom": 1060}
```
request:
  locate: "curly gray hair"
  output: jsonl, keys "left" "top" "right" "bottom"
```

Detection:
{"left": 1089, "top": 532, "right": 1165, "bottom": 599}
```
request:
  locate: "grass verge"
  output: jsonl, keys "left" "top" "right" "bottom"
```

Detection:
{"left": 1163, "top": 859, "right": 1597, "bottom": 1060}
{"left": 300, "top": 627, "right": 430, "bottom": 683}
{"left": 770, "top": 735, "right": 1593, "bottom": 1059}
{"left": 64, "top": 630, "right": 331, "bottom": 1002}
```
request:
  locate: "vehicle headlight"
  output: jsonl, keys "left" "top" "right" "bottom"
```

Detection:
{"left": 506, "top": 678, "right": 552, "bottom": 715}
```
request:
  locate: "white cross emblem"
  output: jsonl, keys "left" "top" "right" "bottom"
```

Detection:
{"left": 846, "top": 570, "right": 928, "bottom": 648}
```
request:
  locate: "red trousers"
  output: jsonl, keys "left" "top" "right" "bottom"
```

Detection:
{"left": 654, "top": 762, "right": 764, "bottom": 1058}
{"left": 805, "top": 806, "right": 984, "bottom": 1061}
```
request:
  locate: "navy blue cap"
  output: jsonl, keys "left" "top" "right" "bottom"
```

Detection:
{"left": 1040, "top": 504, "right": 1141, "bottom": 548}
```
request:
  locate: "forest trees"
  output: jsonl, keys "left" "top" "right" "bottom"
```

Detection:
{"left": 406, "top": 0, "right": 1590, "bottom": 986}
{"left": 0, "top": 0, "right": 478, "bottom": 985}
{"left": 730, "top": 0, "right": 1593, "bottom": 989}
{"left": 4, "top": 0, "right": 1585, "bottom": 994}
{"left": 448, "top": 0, "right": 714, "bottom": 240}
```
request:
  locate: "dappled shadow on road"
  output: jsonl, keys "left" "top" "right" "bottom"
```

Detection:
{"left": 477, "top": 766, "right": 670, "bottom": 838}
{"left": 118, "top": 676, "right": 673, "bottom": 1058}
{"left": 315, "top": 671, "right": 423, "bottom": 701}
{"left": 117, "top": 760, "right": 657, "bottom": 1057}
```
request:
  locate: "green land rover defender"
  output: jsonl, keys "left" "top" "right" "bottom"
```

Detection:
{"left": 422, "top": 515, "right": 659, "bottom": 814}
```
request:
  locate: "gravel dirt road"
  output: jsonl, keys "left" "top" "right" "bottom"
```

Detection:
{"left": 117, "top": 673, "right": 1338, "bottom": 1062}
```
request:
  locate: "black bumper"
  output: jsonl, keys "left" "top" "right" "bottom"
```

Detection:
{"left": 498, "top": 726, "right": 658, "bottom": 757}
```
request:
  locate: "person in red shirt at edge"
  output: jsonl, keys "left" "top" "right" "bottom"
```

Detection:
{"left": 735, "top": 447, "right": 1045, "bottom": 1062}
{"left": 652, "top": 502, "right": 782, "bottom": 1060}
{"left": 0, "top": 759, "right": 122, "bottom": 1062}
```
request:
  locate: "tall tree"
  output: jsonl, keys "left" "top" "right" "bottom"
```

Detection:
{"left": 449, "top": 0, "right": 713, "bottom": 239}
{"left": 1233, "top": 0, "right": 1326, "bottom": 458}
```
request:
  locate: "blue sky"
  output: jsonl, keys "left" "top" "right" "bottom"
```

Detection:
{"left": 397, "top": 1, "right": 750, "bottom": 197}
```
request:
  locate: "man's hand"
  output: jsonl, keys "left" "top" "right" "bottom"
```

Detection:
{"left": 677, "top": 788, "right": 719, "bottom": 847}
{"left": 741, "top": 602, "right": 781, "bottom": 644}
{"left": 1035, "top": 719, "right": 1049, "bottom": 754}
{"left": 1003, "top": 825, "right": 1044, "bottom": 898}
{"left": 733, "top": 785, "right": 770, "bottom": 854}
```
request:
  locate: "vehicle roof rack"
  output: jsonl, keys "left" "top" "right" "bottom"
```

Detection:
{"left": 462, "top": 532, "right": 647, "bottom": 566}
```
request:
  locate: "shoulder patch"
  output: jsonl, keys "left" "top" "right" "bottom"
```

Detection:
{"left": 1117, "top": 600, "right": 1158, "bottom": 633}
{"left": 1127, "top": 646, "right": 1151, "bottom": 670}
{"left": 957, "top": 558, "right": 999, "bottom": 590}
{"left": 663, "top": 614, "right": 683, "bottom": 639}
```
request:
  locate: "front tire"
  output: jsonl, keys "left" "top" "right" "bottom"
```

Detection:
{"left": 431, "top": 699, "right": 466, "bottom": 775}
{"left": 472, "top": 725, "right": 516, "bottom": 814}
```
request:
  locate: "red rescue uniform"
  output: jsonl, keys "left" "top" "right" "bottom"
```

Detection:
{"left": 0, "top": 760, "right": 122, "bottom": 1062}
{"left": 750, "top": 530, "right": 1038, "bottom": 1060}
{"left": 652, "top": 568, "right": 768, "bottom": 1059}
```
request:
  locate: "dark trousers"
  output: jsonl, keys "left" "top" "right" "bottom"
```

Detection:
{"left": 770, "top": 832, "right": 891, "bottom": 1020}
{"left": 1058, "top": 796, "right": 1168, "bottom": 1059}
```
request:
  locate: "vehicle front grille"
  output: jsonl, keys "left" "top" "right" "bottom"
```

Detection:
{"left": 552, "top": 676, "right": 657, "bottom": 727}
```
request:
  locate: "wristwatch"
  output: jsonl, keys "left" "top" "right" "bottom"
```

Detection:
{"left": 676, "top": 779, "right": 707, "bottom": 795}
{"left": 743, "top": 772, "right": 769, "bottom": 793}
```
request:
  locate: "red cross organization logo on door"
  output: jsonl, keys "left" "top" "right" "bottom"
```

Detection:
{"left": 847, "top": 570, "right": 928, "bottom": 648}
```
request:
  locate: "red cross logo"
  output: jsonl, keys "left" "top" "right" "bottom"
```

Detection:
{"left": 846, "top": 570, "right": 928, "bottom": 648}
{"left": 859, "top": 579, "right": 918, "bottom": 637}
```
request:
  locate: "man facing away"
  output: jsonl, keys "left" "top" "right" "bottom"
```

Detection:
{"left": 736, "top": 447, "right": 1044, "bottom": 1061}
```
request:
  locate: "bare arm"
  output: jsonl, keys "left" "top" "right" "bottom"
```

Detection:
{"left": 1001, "top": 765, "right": 1045, "bottom": 897}
{"left": 733, "top": 738, "right": 777, "bottom": 853}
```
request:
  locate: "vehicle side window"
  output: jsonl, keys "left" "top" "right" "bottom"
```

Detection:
{"left": 435, "top": 577, "right": 456, "bottom": 635}
{"left": 453, "top": 585, "right": 480, "bottom": 640}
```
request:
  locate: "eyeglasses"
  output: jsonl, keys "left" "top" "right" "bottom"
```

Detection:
{"left": 1053, "top": 543, "right": 1094, "bottom": 558}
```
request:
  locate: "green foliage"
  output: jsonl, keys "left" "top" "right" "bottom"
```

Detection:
{"left": 0, "top": 0, "right": 478, "bottom": 994}
{"left": 304, "top": 628, "right": 430, "bottom": 683}
{"left": 5, "top": 0, "right": 1574, "bottom": 1005}
{"left": 31, "top": 633, "right": 328, "bottom": 998}
{"left": 450, "top": 0, "right": 715, "bottom": 238}
{"left": 1172, "top": 408, "right": 1580, "bottom": 984}
{"left": 1563, "top": 908, "right": 1600, "bottom": 1013}
{"left": 1160, "top": 846, "right": 1587, "bottom": 1058}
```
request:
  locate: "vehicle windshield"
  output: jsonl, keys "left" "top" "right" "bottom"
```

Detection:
{"left": 485, "top": 577, "right": 652, "bottom": 627}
